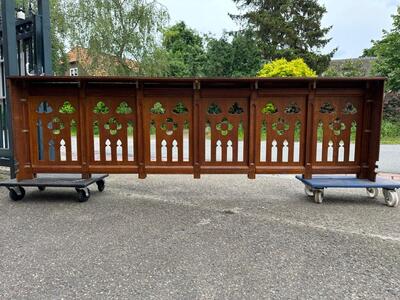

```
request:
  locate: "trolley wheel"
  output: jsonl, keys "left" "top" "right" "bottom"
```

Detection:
{"left": 38, "top": 186, "right": 46, "bottom": 192}
{"left": 366, "top": 187, "right": 379, "bottom": 199}
{"left": 383, "top": 189, "right": 399, "bottom": 208}
{"left": 9, "top": 186, "right": 26, "bottom": 201}
{"left": 314, "top": 190, "right": 324, "bottom": 204}
{"left": 96, "top": 179, "right": 105, "bottom": 192}
{"left": 77, "top": 188, "right": 90, "bottom": 203}
{"left": 304, "top": 185, "right": 314, "bottom": 197}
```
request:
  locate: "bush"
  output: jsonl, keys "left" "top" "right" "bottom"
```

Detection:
{"left": 383, "top": 92, "right": 400, "bottom": 123}
{"left": 257, "top": 58, "right": 317, "bottom": 78}
{"left": 381, "top": 120, "right": 400, "bottom": 143}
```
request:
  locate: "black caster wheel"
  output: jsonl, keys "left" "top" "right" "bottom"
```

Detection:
{"left": 77, "top": 188, "right": 90, "bottom": 202}
{"left": 96, "top": 179, "right": 105, "bottom": 192}
{"left": 9, "top": 187, "right": 26, "bottom": 201}
{"left": 38, "top": 186, "right": 46, "bottom": 192}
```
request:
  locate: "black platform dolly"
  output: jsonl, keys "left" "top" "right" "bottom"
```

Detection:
{"left": 0, "top": 174, "right": 108, "bottom": 202}
{"left": 296, "top": 175, "right": 400, "bottom": 207}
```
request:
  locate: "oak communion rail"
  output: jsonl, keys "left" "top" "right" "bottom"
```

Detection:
{"left": 8, "top": 76, "right": 385, "bottom": 182}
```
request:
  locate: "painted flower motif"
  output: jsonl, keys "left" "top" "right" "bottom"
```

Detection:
{"left": 272, "top": 118, "right": 290, "bottom": 135}
{"left": 161, "top": 118, "right": 178, "bottom": 136}
{"left": 329, "top": 118, "right": 346, "bottom": 135}
{"left": 104, "top": 118, "right": 122, "bottom": 135}
{"left": 216, "top": 118, "right": 234, "bottom": 136}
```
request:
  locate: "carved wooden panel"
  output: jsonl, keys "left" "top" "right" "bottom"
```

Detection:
{"left": 200, "top": 98, "right": 248, "bottom": 165}
{"left": 11, "top": 77, "right": 384, "bottom": 181}
{"left": 255, "top": 96, "right": 306, "bottom": 165}
{"left": 29, "top": 96, "right": 80, "bottom": 165}
{"left": 87, "top": 97, "right": 137, "bottom": 165}
{"left": 313, "top": 96, "right": 363, "bottom": 165}
{"left": 143, "top": 97, "right": 192, "bottom": 165}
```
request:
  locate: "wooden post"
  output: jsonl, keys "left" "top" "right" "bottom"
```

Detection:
{"left": 78, "top": 80, "right": 91, "bottom": 179}
{"left": 303, "top": 80, "right": 316, "bottom": 179}
{"left": 193, "top": 80, "right": 201, "bottom": 179}
{"left": 367, "top": 81, "right": 384, "bottom": 181}
{"left": 358, "top": 81, "right": 374, "bottom": 179}
{"left": 136, "top": 81, "right": 146, "bottom": 179}
{"left": 248, "top": 81, "right": 257, "bottom": 179}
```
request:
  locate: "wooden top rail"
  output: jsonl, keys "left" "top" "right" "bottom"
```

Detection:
{"left": 8, "top": 76, "right": 385, "bottom": 181}
{"left": 7, "top": 75, "right": 386, "bottom": 81}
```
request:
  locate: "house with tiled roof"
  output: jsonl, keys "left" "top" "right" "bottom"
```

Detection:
{"left": 66, "top": 47, "right": 138, "bottom": 76}
{"left": 326, "top": 57, "right": 377, "bottom": 77}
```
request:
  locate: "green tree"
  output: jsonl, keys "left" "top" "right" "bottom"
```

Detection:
{"left": 203, "top": 35, "right": 232, "bottom": 77}
{"left": 365, "top": 7, "right": 400, "bottom": 91}
{"left": 230, "top": 0, "right": 336, "bottom": 74}
{"left": 49, "top": 0, "right": 69, "bottom": 75}
{"left": 162, "top": 22, "right": 205, "bottom": 77}
{"left": 66, "top": 0, "right": 169, "bottom": 76}
{"left": 363, "top": 7, "right": 400, "bottom": 141}
{"left": 203, "top": 31, "right": 263, "bottom": 77}
{"left": 362, "top": 44, "right": 379, "bottom": 58}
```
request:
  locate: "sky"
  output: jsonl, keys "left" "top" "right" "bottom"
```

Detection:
{"left": 158, "top": 0, "right": 399, "bottom": 59}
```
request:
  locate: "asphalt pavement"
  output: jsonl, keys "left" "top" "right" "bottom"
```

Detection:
{"left": 379, "top": 145, "right": 400, "bottom": 173}
{"left": 0, "top": 174, "right": 399, "bottom": 299}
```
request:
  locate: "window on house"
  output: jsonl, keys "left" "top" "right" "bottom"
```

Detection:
{"left": 69, "top": 67, "right": 79, "bottom": 76}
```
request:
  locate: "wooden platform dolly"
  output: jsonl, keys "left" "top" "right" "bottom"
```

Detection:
{"left": 0, "top": 174, "right": 108, "bottom": 202}
{"left": 296, "top": 175, "right": 400, "bottom": 207}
